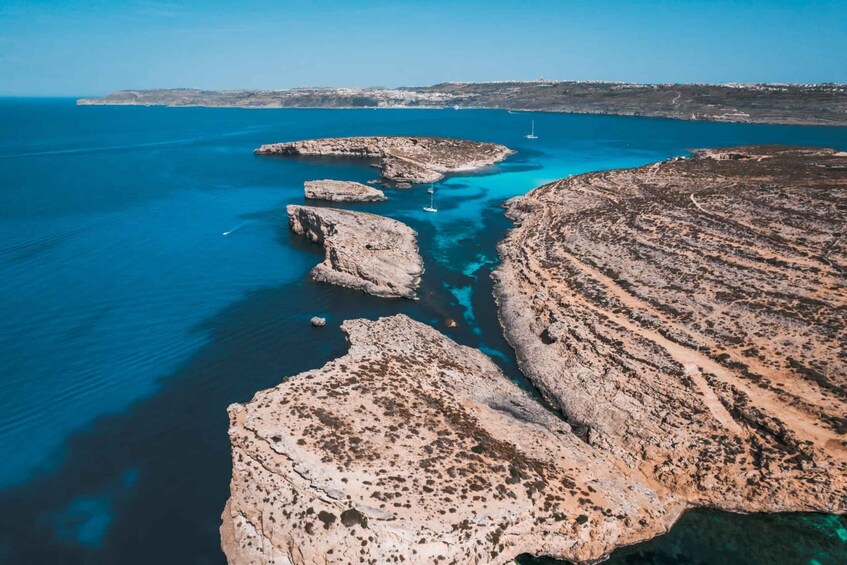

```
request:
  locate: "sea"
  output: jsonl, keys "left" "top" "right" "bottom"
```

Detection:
{"left": 0, "top": 98, "right": 845, "bottom": 564}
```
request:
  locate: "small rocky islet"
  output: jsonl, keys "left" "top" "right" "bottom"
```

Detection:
{"left": 304, "top": 179, "right": 387, "bottom": 203}
{"left": 287, "top": 204, "right": 423, "bottom": 300}
{"left": 224, "top": 143, "right": 847, "bottom": 563}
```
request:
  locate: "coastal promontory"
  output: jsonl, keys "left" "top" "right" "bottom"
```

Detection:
{"left": 287, "top": 205, "right": 423, "bottom": 299}
{"left": 256, "top": 136, "right": 514, "bottom": 183}
{"left": 304, "top": 179, "right": 387, "bottom": 202}
{"left": 495, "top": 145, "right": 847, "bottom": 514}
{"left": 221, "top": 314, "right": 682, "bottom": 565}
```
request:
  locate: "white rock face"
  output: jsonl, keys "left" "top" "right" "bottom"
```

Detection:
{"left": 221, "top": 315, "right": 682, "bottom": 565}
{"left": 287, "top": 205, "right": 423, "bottom": 299}
{"left": 304, "top": 180, "right": 386, "bottom": 202}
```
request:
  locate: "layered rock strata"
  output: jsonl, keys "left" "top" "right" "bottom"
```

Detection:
{"left": 304, "top": 179, "right": 386, "bottom": 202}
{"left": 287, "top": 205, "right": 423, "bottom": 299}
{"left": 494, "top": 146, "right": 847, "bottom": 514}
{"left": 221, "top": 314, "right": 683, "bottom": 565}
{"left": 256, "top": 136, "right": 514, "bottom": 183}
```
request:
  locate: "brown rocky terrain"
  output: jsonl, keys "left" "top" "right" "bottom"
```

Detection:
{"left": 287, "top": 205, "right": 423, "bottom": 299}
{"left": 78, "top": 81, "right": 847, "bottom": 126}
{"left": 257, "top": 136, "right": 514, "bottom": 184}
{"left": 304, "top": 179, "right": 387, "bottom": 202}
{"left": 221, "top": 146, "right": 846, "bottom": 564}
{"left": 494, "top": 145, "right": 847, "bottom": 514}
{"left": 221, "top": 315, "right": 684, "bottom": 565}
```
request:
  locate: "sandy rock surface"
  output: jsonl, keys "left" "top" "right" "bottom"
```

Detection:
{"left": 221, "top": 315, "right": 682, "bottom": 565}
{"left": 494, "top": 145, "right": 847, "bottom": 513}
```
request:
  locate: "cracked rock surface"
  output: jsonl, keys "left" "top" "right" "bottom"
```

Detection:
{"left": 287, "top": 205, "right": 423, "bottom": 299}
{"left": 494, "top": 145, "right": 847, "bottom": 514}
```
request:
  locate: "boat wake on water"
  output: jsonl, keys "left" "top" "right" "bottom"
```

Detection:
{"left": 222, "top": 221, "right": 251, "bottom": 236}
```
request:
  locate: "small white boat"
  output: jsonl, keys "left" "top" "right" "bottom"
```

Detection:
{"left": 423, "top": 188, "right": 438, "bottom": 213}
{"left": 525, "top": 120, "right": 538, "bottom": 139}
{"left": 427, "top": 185, "right": 434, "bottom": 194}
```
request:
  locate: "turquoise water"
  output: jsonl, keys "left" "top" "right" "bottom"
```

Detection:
{"left": 0, "top": 98, "right": 845, "bottom": 563}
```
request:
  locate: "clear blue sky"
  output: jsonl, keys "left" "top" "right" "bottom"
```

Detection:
{"left": 1, "top": 0, "right": 845, "bottom": 96}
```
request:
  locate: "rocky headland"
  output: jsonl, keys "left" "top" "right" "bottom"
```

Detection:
{"left": 222, "top": 146, "right": 846, "bottom": 564}
{"left": 256, "top": 136, "right": 514, "bottom": 183}
{"left": 78, "top": 81, "right": 847, "bottom": 126}
{"left": 304, "top": 179, "right": 387, "bottom": 202}
{"left": 494, "top": 145, "right": 847, "bottom": 514}
{"left": 221, "top": 314, "right": 683, "bottom": 565}
{"left": 287, "top": 205, "right": 423, "bottom": 299}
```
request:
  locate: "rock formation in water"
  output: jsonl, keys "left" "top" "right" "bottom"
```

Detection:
{"left": 287, "top": 205, "right": 423, "bottom": 299}
{"left": 256, "top": 136, "right": 514, "bottom": 183}
{"left": 221, "top": 314, "right": 683, "bottom": 565}
{"left": 494, "top": 145, "right": 847, "bottom": 516}
{"left": 305, "top": 179, "right": 387, "bottom": 202}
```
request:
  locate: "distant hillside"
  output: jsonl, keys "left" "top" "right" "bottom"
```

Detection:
{"left": 78, "top": 81, "right": 847, "bottom": 126}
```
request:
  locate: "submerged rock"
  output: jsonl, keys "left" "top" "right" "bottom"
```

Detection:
{"left": 304, "top": 179, "right": 386, "bottom": 202}
{"left": 287, "top": 205, "right": 423, "bottom": 299}
{"left": 255, "top": 136, "right": 515, "bottom": 183}
{"left": 495, "top": 145, "right": 847, "bottom": 514}
{"left": 221, "top": 315, "right": 681, "bottom": 565}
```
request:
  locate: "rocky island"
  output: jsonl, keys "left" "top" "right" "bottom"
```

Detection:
{"left": 257, "top": 136, "right": 514, "bottom": 184}
{"left": 78, "top": 81, "right": 847, "bottom": 126}
{"left": 287, "top": 205, "right": 423, "bottom": 299}
{"left": 495, "top": 145, "right": 847, "bottom": 513}
{"left": 221, "top": 314, "right": 683, "bottom": 565}
{"left": 304, "top": 179, "right": 387, "bottom": 202}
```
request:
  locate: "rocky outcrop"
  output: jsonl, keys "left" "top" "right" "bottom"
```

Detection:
{"left": 287, "top": 205, "right": 423, "bottom": 299}
{"left": 494, "top": 146, "right": 847, "bottom": 515}
{"left": 256, "top": 136, "right": 514, "bottom": 183}
{"left": 221, "top": 315, "right": 683, "bottom": 565}
{"left": 304, "top": 179, "right": 386, "bottom": 202}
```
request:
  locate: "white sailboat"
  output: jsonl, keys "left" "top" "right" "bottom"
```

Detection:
{"left": 525, "top": 119, "right": 538, "bottom": 139}
{"left": 423, "top": 187, "right": 437, "bottom": 213}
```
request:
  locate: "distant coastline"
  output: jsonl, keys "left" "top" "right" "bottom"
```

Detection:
{"left": 77, "top": 80, "right": 847, "bottom": 126}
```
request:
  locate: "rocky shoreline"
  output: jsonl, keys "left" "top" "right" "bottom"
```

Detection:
{"left": 287, "top": 205, "right": 423, "bottom": 299}
{"left": 223, "top": 146, "right": 847, "bottom": 564}
{"left": 77, "top": 81, "right": 847, "bottom": 126}
{"left": 494, "top": 146, "right": 846, "bottom": 514}
{"left": 221, "top": 315, "right": 684, "bottom": 565}
{"left": 257, "top": 136, "right": 514, "bottom": 184}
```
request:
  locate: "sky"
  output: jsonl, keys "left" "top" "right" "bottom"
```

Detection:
{"left": 1, "top": 0, "right": 845, "bottom": 96}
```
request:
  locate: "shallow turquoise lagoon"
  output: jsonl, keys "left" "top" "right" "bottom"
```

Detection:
{"left": 0, "top": 99, "right": 845, "bottom": 563}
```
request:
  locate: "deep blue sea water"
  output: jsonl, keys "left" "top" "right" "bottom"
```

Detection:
{"left": 0, "top": 98, "right": 845, "bottom": 564}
